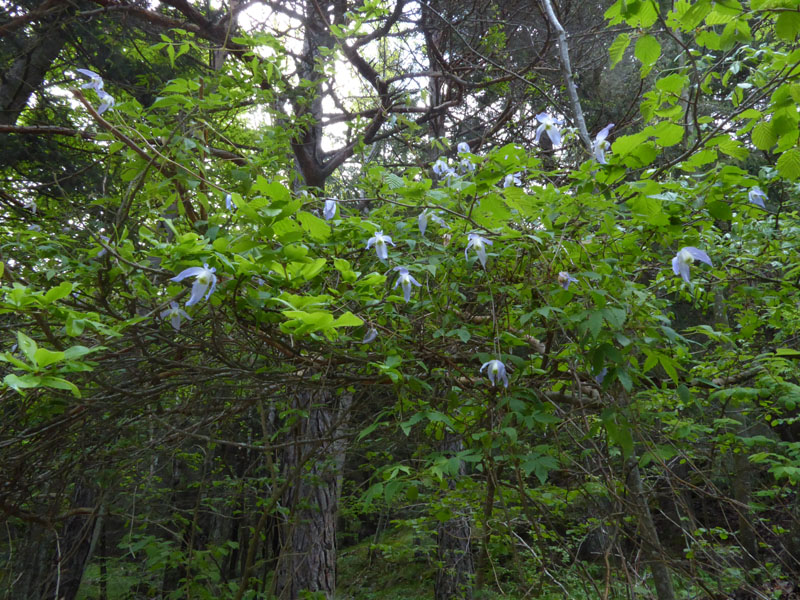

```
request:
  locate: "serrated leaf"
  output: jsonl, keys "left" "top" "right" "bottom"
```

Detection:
{"left": 609, "top": 33, "right": 631, "bottom": 69}
{"left": 296, "top": 211, "right": 331, "bottom": 242}
{"left": 751, "top": 121, "right": 777, "bottom": 151}
{"left": 776, "top": 11, "right": 800, "bottom": 41}
{"left": 382, "top": 172, "right": 404, "bottom": 190}
{"left": 331, "top": 311, "right": 363, "bottom": 328}
{"left": 777, "top": 148, "right": 800, "bottom": 180}
{"left": 635, "top": 34, "right": 661, "bottom": 77}
{"left": 652, "top": 122, "right": 684, "bottom": 147}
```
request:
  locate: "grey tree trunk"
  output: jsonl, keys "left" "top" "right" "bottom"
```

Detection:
{"left": 273, "top": 389, "right": 350, "bottom": 600}
{"left": 434, "top": 434, "right": 474, "bottom": 600}
{"left": 626, "top": 459, "right": 677, "bottom": 600}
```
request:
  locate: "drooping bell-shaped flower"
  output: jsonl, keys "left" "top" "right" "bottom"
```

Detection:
{"left": 558, "top": 271, "right": 578, "bottom": 290}
{"left": 160, "top": 301, "right": 192, "bottom": 331}
{"left": 96, "top": 90, "right": 115, "bottom": 115}
{"left": 418, "top": 209, "right": 449, "bottom": 236}
{"left": 535, "top": 112, "right": 563, "bottom": 148}
{"left": 77, "top": 69, "right": 115, "bottom": 114}
{"left": 432, "top": 158, "right": 454, "bottom": 179}
{"left": 366, "top": 230, "right": 394, "bottom": 261}
{"left": 225, "top": 193, "right": 234, "bottom": 210}
{"left": 672, "top": 247, "right": 712, "bottom": 284}
{"left": 76, "top": 68, "right": 104, "bottom": 93}
{"left": 361, "top": 327, "right": 378, "bottom": 344}
{"left": 593, "top": 123, "right": 615, "bottom": 164}
{"left": 457, "top": 142, "right": 470, "bottom": 154}
{"left": 393, "top": 267, "right": 421, "bottom": 303}
{"left": 171, "top": 263, "right": 218, "bottom": 306}
{"left": 465, "top": 233, "right": 493, "bottom": 268}
{"left": 748, "top": 186, "right": 767, "bottom": 209}
{"left": 323, "top": 198, "right": 337, "bottom": 220}
{"left": 480, "top": 359, "right": 509, "bottom": 388}
{"left": 503, "top": 173, "right": 522, "bottom": 188}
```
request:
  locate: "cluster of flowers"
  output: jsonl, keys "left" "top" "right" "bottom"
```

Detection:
{"left": 160, "top": 113, "right": 769, "bottom": 389}
{"left": 77, "top": 69, "right": 115, "bottom": 114}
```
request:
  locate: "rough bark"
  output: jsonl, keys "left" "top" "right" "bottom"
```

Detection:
{"left": 0, "top": 4, "right": 72, "bottom": 126}
{"left": 626, "top": 459, "right": 677, "bottom": 600}
{"left": 273, "top": 389, "right": 350, "bottom": 600}
{"left": 434, "top": 436, "right": 474, "bottom": 600}
{"left": 39, "top": 483, "right": 99, "bottom": 600}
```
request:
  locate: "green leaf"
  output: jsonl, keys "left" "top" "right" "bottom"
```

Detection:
{"left": 301, "top": 258, "right": 326, "bottom": 280}
{"left": 751, "top": 121, "right": 777, "bottom": 151}
{"left": 776, "top": 11, "right": 800, "bottom": 41}
{"left": 4, "top": 373, "right": 41, "bottom": 392}
{"left": 777, "top": 148, "right": 800, "bottom": 180}
{"left": 708, "top": 201, "right": 732, "bottom": 221}
{"left": 656, "top": 73, "right": 688, "bottom": 94}
{"left": 609, "top": 33, "right": 631, "bottom": 68}
{"left": 652, "top": 122, "right": 684, "bottom": 147}
{"left": 39, "top": 376, "right": 81, "bottom": 397}
{"left": 42, "top": 281, "right": 73, "bottom": 304}
{"left": 585, "top": 312, "right": 604, "bottom": 338}
{"left": 331, "top": 312, "right": 363, "bottom": 328}
{"left": 635, "top": 34, "right": 661, "bottom": 77}
{"left": 296, "top": 210, "right": 331, "bottom": 242}
{"left": 16, "top": 332, "right": 37, "bottom": 363}
{"left": 775, "top": 348, "right": 800, "bottom": 357}
{"left": 33, "top": 348, "right": 65, "bottom": 368}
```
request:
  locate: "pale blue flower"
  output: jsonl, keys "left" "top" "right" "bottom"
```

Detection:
{"left": 558, "top": 271, "right": 578, "bottom": 290}
{"left": 77, "top": 69, "right": 115, "bottom": 114}
{"left": 465, "top": 233, "right": 493, "bottom": 268}
{"left": 76, "top": 69, "right": 104, "bottom": 93}
{"left": 361, "top": 327, "right": 378, "bottom": 344}
{"left": 480, "top": 359, "right": 509, "bottom": 388}
{"left": 393, "top": 267, "right": 421, "bottom": 303}
{"left": 418, "top": 209, "right": 448, "bottom": 236}
{"left": 323, "top": 198, "right": 337, "bottom": 220}
{"left": 535, "top": 112, "right": 563, "bottom": 147}
{"left": 594, "top": 367, "right": 608, "bottom": 384}
{"left": 748, "top": 186, "right": 767, "bottom": 209}
{"left": 225, "top": 194, "right": 234, "bottom": 210}
{"left": 96, "top": 90, "right": 115, "bottom": 115}
{"left": 432, "top": 158, "right": 454, "bottom": 179}
{"left": 160, "top": 301, "right": 191, "bottom": 331}
{"left": 457, "top": 142, "right": 470, "bottom": 154}
{"left": 366, "top": 230, "right": 394, "bottom": 261}
{"left": 593, "top": 123, "right": 614, "bottom": 164}
{"left": 96, "top": 235, "right": 110, "bottom": 258}
{"left": 171, "top": 263, "right": 217, "bottom": 306}
{"left": 503, "top": 173, "right": 522, "bottom": 188}
{"left": 672, "top": 247, "right": 712, "bottom": 284}
{"left": 23, "top": 198, "right": 36, "bottom": 214}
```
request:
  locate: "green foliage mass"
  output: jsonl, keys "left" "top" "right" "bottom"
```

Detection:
{"left": 3, "top": 0, "right": 800, "bottom": 599}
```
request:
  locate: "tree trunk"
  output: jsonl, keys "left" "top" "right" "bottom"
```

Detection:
{"left": 434, "top": 434, "right": 474, "bottom": 600}
{"left": 0, "top": 4, "right": 73, "bottom": 126}
{"left": 39, "top": 482, "right": 99, "bottom": 600}
{"left": 273, "top": 389, "right": 350, "bottom": 600}
{"left": 626, "top": 459, "right": 677, "bottom": 600}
